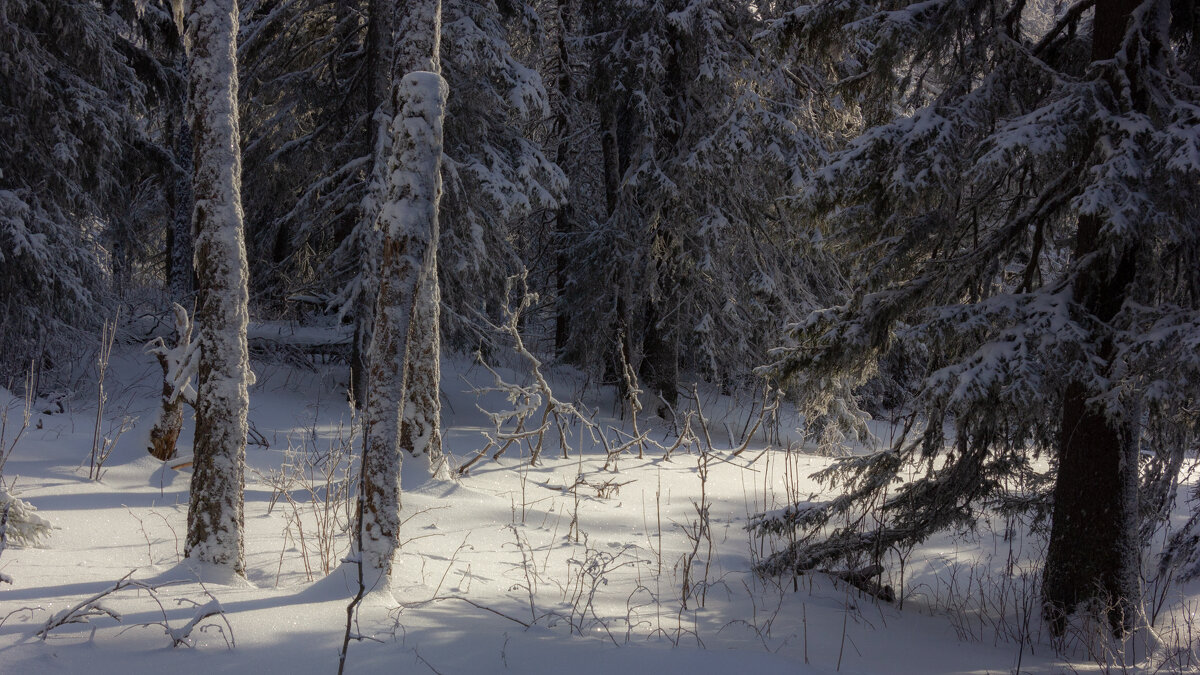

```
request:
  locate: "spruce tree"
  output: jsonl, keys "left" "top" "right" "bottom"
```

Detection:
{"left": 751, "top": 0, "right": 1200, "bottom": 635}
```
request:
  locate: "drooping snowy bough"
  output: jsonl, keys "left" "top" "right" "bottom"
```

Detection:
{"left": 750, "top": 0, "right": 1200, "bottom": 637}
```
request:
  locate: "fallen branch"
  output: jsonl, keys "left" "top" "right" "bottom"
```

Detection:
{"left": 404, "top": 595, "right": 531, "bottom": 628}
{"left": 37, "top": 570, "right": 235, "bottom": 647}
{"left": 37, "top": 571, "right": 135, "bottom": 639}
{"left": 824, "top": 564, "right": 896, "bottom": 603}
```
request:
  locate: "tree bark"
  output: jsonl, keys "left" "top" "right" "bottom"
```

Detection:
{"left": 359, "top": 0, "right": 445, "bottom": 574}
{"left": 167, "top": 48, "right": 195, "bottom": 301}
{"left": 1042, "top": 0, "right": 1143, "bottom": 636}
{"left": 183, "top": 0, "right": 250, "bottom": 576}
{"left": 553, "top": 0, "right": 574, "bottom": 359}
{"left": 350, "top": 0, "right": 395, "bottom": 408}
{"left": 638, "top": 19, "right": 687, "bottom": 421}
{"left": 639, "top": 276, "right": 679, "bottom": 421}
{"left": 168, "top": 107, "right": 195, "bottom": 300}
{"left": 597, "top": 83, "right": 632, "bottom": 405}
{"left": 399, "top": 250, "right": 444, "bottom": 476}
{"left": 148, "top": 306, "right": 193, "bottom": 462}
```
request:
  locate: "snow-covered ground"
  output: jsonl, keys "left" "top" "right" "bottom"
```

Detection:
{"left": 0, "top": 343, "right": 1196, "bottom": 674}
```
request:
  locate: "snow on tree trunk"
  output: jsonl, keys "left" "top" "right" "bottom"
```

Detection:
{"left": 399, "top": 250, "right": 444, "bottom": 477}
{"left": 183, "top": 0, "right": 251, "bottom": 576}
{"left": 350, "top": 0, "right": 396, "bottom": 408}
{"left": 350, "top": 0, "right": 395, "bottom": 408}
{"left": 359, "top": 0, "right": 445, "bottom": 574}
{"left": 1042, "top": 0, "right": 1143, "bottom": 637}
{"left": 147, "top": 304, "right": 195, "bottom": 462}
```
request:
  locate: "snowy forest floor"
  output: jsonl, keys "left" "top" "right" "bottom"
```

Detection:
{"left": 0, "top": 334, "right": 1198, "bottom": 674}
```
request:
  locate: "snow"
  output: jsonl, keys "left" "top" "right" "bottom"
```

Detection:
{"left": 0, "top": 348, "right": 1198, "bottom": 674}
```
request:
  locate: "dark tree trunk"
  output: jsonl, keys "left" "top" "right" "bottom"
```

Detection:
{"left": 1042, "top": 0, "right": 1143, "bottom": 636}
{"left": 637, "top": 20, "right": 687, "bottom": 422}
{"left": 351, "top": 286, "right": 373, "bottom": 407}
{"left": 167, "top": 54, "right": 195, "bottom": 300}
{"left": 598, "top": 83, "right": 632, "bottom": 403}
{"left": 553, "top": 0, "right": 574, "bottom": 359}
{"left": 350, "top": 0, "right": 393, "bottom": 407}
{"left": 639, "top": 291, "right": 678, "bottom": 420}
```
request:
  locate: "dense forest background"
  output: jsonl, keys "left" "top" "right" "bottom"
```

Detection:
{"left": 3, "top": 0, "right": 1200, "bottom": 648}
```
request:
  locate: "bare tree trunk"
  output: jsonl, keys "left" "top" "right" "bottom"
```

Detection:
{"left": 359, "top": 0, "right": 445, "bottom": 574}
{"left": 639, "top": 278, "right": 678, "bottom": 421}
{"left": 1042, "top": 0, "right": 1142, "bottom": 636}
{"left": 552, "top": 0, "right": 574, "bottom": 359}
{"left": 638, "top": 22, "right": 687, "bottom": 421}
{"left": 168, "top": 52, "right": 194, "bottom": 300}
{"left": 350, "top": 0, "right": 395, "bottom": 407}
{"left": 183, "top": 0, "right": 250, "bottom": 576}
{"left": 148, "top": 371, "right": 185, "bottom": 462}
{"left": 598, "top": 98, "right": 632, "bottom": 405}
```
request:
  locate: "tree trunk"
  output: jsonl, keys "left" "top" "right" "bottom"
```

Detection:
{"left": 148, "top": 361, "right": 185, "bottom": 462}
{"left": 598, "top": 97, "right": 633, "bottom": 405}
{"left": 638, "top": 21, "right": 687, "bottom": 422}
{"left": 350, "top": 0, "right": 395, "bottom": 407}
{"left": 399, "top": 250, "right": 444, "bottom": 476}
{"left": 552, "top": 0, "right": 574, "bottom": 359}
{"left": 359, "top": 0, "right": 445, "bottom": 574}
{"left": 1042, "top": 0, "right": 1143, "bottom": 636}
{"left": 183, "top": 0, "right": 250, "bottom": 576}
{"left": 168, "top": 103, "right": 195, "bottom": 300}
{"left": 148, "top": 306, "right": 193, "bottom": 462}
{"left": 639, "top": 277, "right": 679, "bottom": 421}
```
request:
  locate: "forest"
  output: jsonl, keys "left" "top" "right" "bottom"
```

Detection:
{"left": 1, "top": 0, "right": 1199, "bottom": 673}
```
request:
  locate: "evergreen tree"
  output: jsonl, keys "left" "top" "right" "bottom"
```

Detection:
{"left": 751, "top": 0, "right": 1200, "bottom": 635}
{"left": 558, "top": 0, "right": 829, "bottom": 410}
{"left": 237, "top": 0, "right": 368, "bottom": 309}
{"left": 0, "top": 0, "right": 178, "bottom": 387}
{"left": 235, "top": 0, "right": 560, "bottom": 392}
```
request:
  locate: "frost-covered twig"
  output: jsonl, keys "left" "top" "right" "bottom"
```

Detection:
{"left": 89, "top": 312, "right": 117, "bottom": 480}
{"left": 38, "top": 570, "right": 233, "bottom": 647}
{"left": 730, "top": 386, "right": 780, "bottom": 457}
{"left": 166, "top": 596, "right": 230, "bottom": 648}
{"left": 37, "top": 571, "right": 135, "bottom": 639}
{"left": 401, "top": 596, "right": 531, "bottom": 628}
{"left": 459, "top": 273, "right": 603, "bottom": 475}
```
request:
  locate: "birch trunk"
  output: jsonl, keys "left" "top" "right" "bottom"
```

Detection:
{"left": 359, "top": 0, "right": 445, "bottom": 574}
{"left": 183, "top": 0, "right": 250, "bottom": 575}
